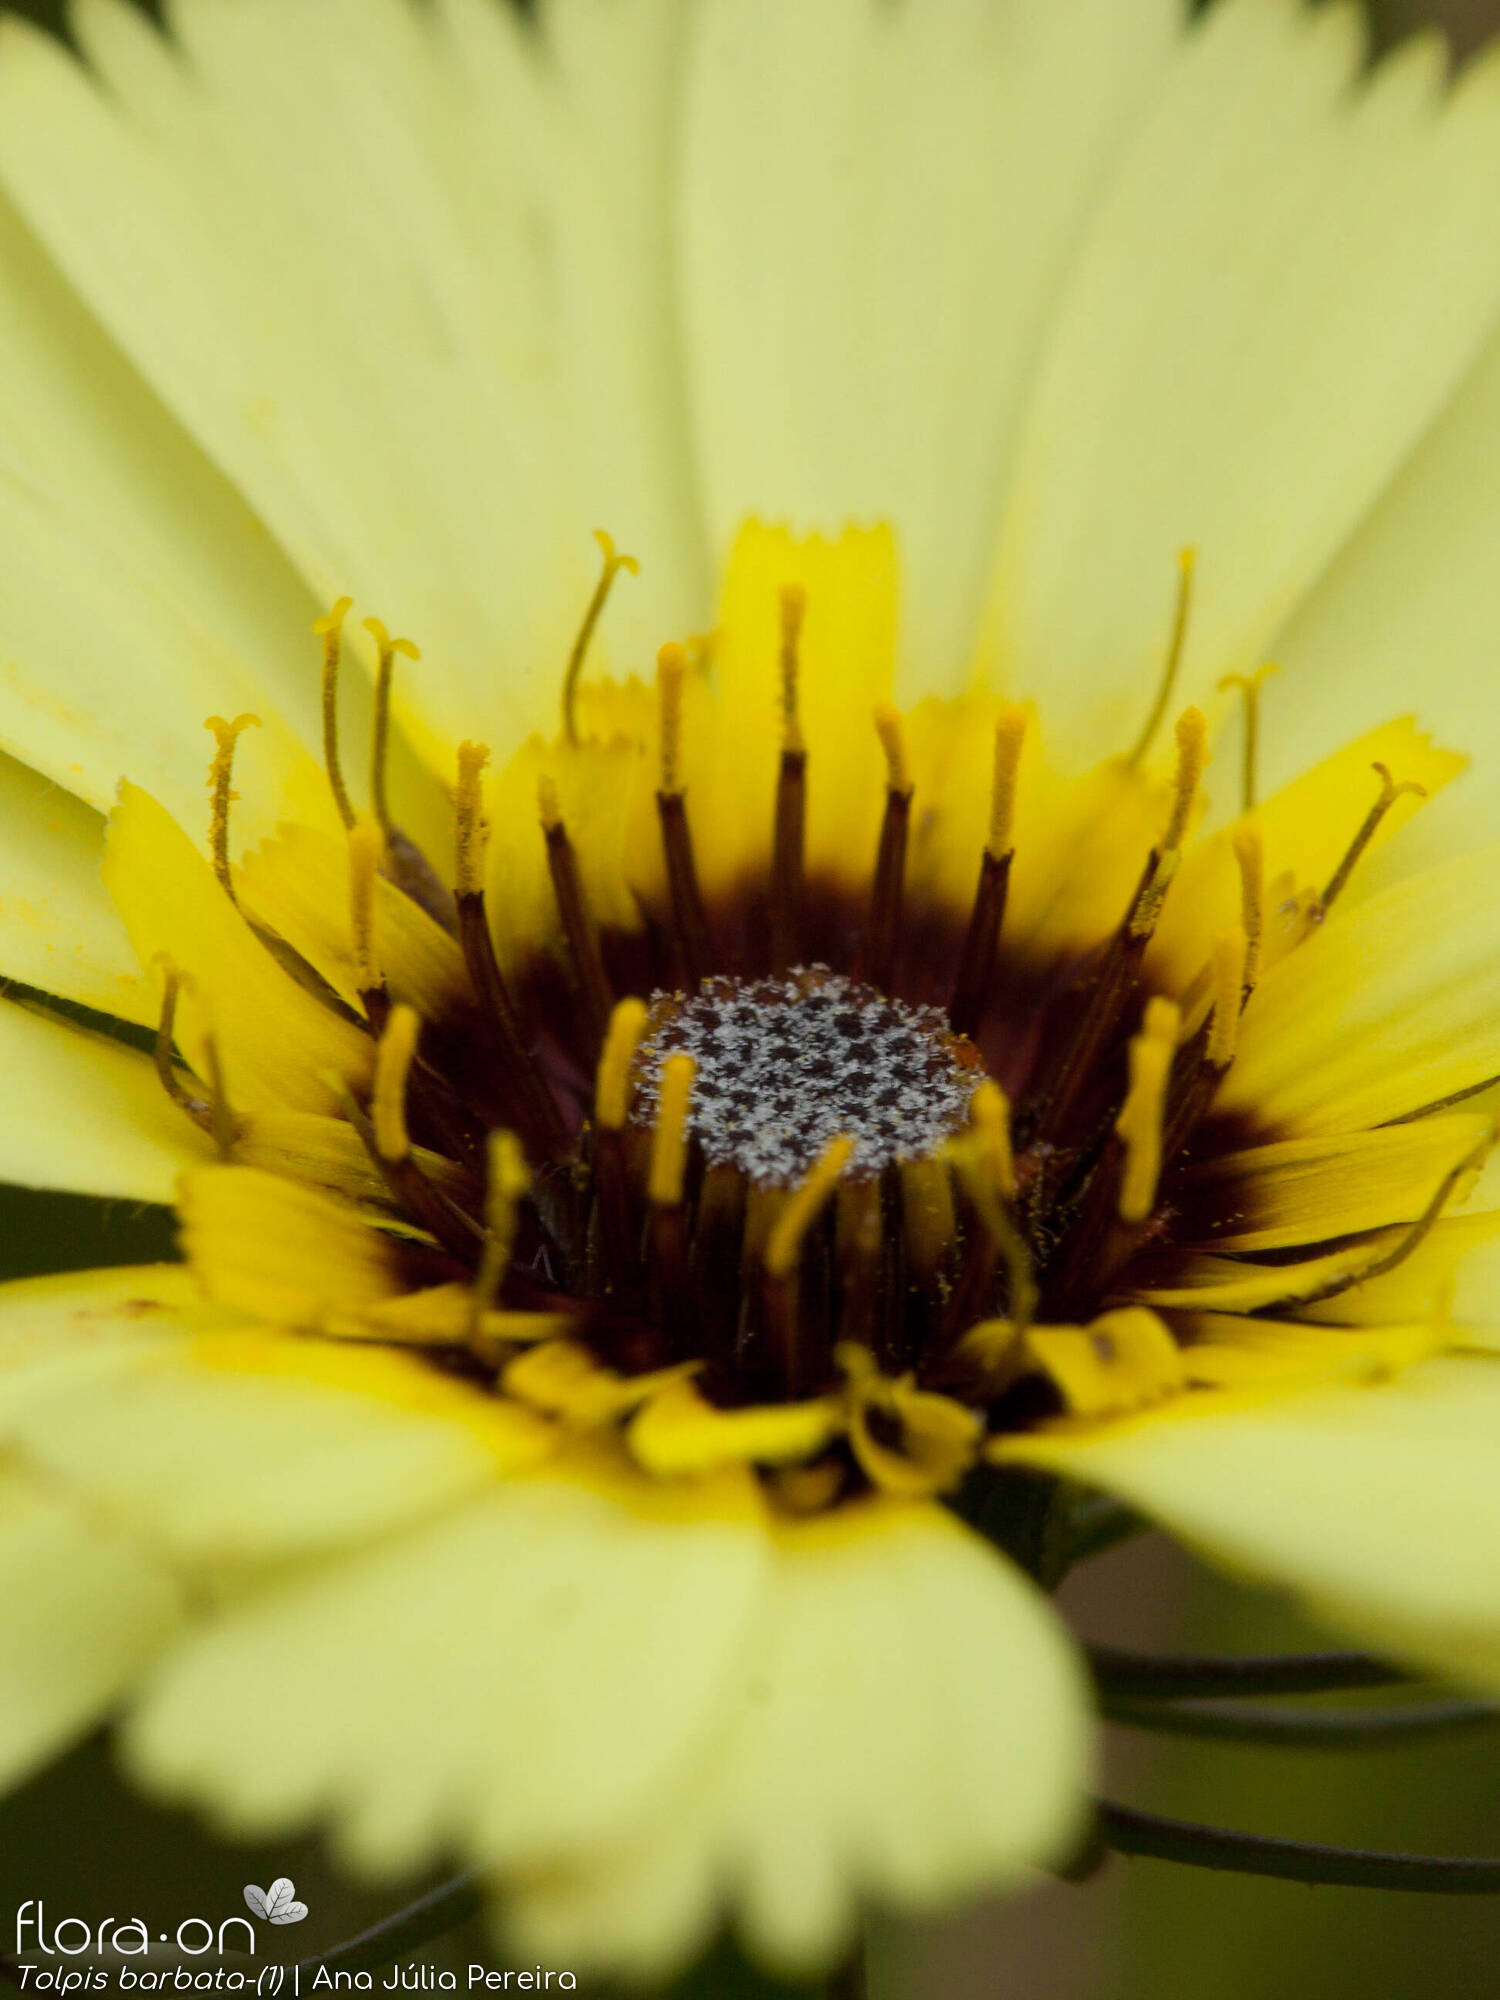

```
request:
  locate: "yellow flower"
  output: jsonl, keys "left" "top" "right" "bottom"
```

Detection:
{"left": 5, "top": 0, "right": 1500, "bottom": 1983}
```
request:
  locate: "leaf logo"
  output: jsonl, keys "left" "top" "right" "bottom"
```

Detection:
{"left": 243, "top": 1880, "right": 309, "bottom": 1926}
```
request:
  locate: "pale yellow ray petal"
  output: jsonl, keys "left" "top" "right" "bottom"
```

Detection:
{"left": 1009, "top": 1354, "right": 1500, "bottom": 1689}
{"left": 0, "top": 132, "right": 328, "bottom": 786}
{"left": 0, "top": 448, "right": 325, "bottom": 841}
{"left": 0, "top": 996, "right": 208, "bottom": 1200}
{"left": 505, "top": 1500, "right": 1091, "bottom": 1981}
{"left": 0, "top": 1288, "right": 546, "bottom": 1560}
{"left": 0, "top": 3, "right": 704, "bottom": 780}
{"left": 681, "top": 0, "right": 1178, "bottom": 697}
{"left": 0, "top": 1474, "right": 181, "bottom": 1789}
{"left": 1261, "top": 286, "right": 1500, "bottom": 866}
{"left": 125, "top": 1453, "right": 770, "bottom": 1873}
{"left": 1217, "top": 842, "right": 1500, "bottom": 1135}
{"left": 978, "top": 4, "right": 1500, "bottom": 763}
{"left": 1175, "top": 1114, "right": 1491, "bottom": 1253}
{"left": 0, "top": 748, "right": 152, "bottom": 1023}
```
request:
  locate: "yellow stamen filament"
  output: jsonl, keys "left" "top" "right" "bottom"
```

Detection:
{"left": 596, "top": 998, "right": 648, "bottom": 1132}
{"left": 1232, "top": 825, "right": 1264, "bottom": 994}
{"left": 648, "top": 1052, "right": 696, "bottom": 1208}
{"left": 779, "top": 583, "right": 807, "bottom": 755}
{"left": 1161, "top": 705, "right": 1209, "bottom": 856}
{"left": 372, "top": 1002, "right": 420, "bottom": 1163}
{"left": 454, "top": 741, "right": 490, "bottom": 899}
{"left": 1206, "top": 929, "right": 1248, "bottom": 1070}
{"left": 968, "top": 1078, "right": 1016, "bottom": 1200}
{"left": 364, "top": 616, "right": 420, "bottom": 838}
{"left": 765, "top": 1134, "right": 856, "bottom": 1280}
{"left": 657, "top": 643, "right": 687, "bottom": 797}
{"left": 1217, "top": 662, "right": 1278, "bottom": 814}
{"left": 471, "top": 1129, "right": 531, "bottom": 1325}
{"left": 1322, "top": 762, "right": 1428, "bottom": 913}
{"left": 203, "top": 1033, "right": 237, "bottom": 1160}
{"left": 873, "top": 703, "right": 911, "bottom": 796}
{"left": 313, "top": 595, "right": 356, "bottom": 829}
{"left": 988, "top": 705, "right": 1026, "bottom": 859}
{"left": 561, "top": 529, "right": 640, "bottom": 746}
{"left": 1127, "top": 546, "right": 1197, "bottom": 767}
{"left": 537, "top": 773, "right": 562, "bottom": 833}
{"left": 203, "top": 712, "right": 261, "bottom": 901}
{"left": 1116, "top": 996, "right": 1181, "bottom": 1224}
{"left": 348, "top": 819, "right": 385, "bottom": 992}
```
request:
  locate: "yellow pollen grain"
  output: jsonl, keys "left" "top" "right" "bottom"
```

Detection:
{"left": 203, "top": 712, "right": 261, "bottom": 901}
{"left": 765, "top": 1134, "right": 856, "bottom": 1279}
{"left": 1161, "top": 705, "right": 1209, "bottom": 856}
{"left": 364, "top": 616, "right": 420, "bottom": 838}
{"left": 1206, "top": 929, "right": 1248, "bottom": 1070}
{"left": 968, "top": 1078, "right": 1016, "bottom": 1199}
{"left": 313, "top": 595, "right": 357, "bottom": 830}
{"left": 1231, "top": 825, "right": 1264, "bottom": 993}
{"left": 453, "top": 741, "right": 490, "bottom": 898}
{"left": 562, "top": 528, "right": 640, "bottom": 747}
{"left": 372, "top": 1002, "right": 421, "bottom": 1163}
{"left": 348, "top": 818, "right": 385, "bottom": 992}
{"left": 988, "top": 705, "right": 1027, "bottom": 859}
{"left": 597, "top": 997, "right": 648, "bottom": 1131}
{"left": 873, "top": 703, "right": 912, "bottom": 796}
{"left": 537, "top": 773, "right": 562, "bottom": 832}
{"left": 648, "top": 1052, "right": 696, "bottom": 1208}
{"left": 779, "top": 583, "right": 807, "bottom": 756}
{"left": 1116, "top": 997, "right": 1181, "bottom": 1224}
{"left": 657, "top": 643, "right": 688, "bottom": 796}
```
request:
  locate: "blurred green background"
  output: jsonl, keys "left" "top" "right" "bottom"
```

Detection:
{"left": 3, "top": 1, "right": 1500, "bottom": 1996}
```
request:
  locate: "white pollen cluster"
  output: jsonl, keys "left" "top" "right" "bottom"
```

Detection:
{"left": 635, "top": 966, "right": 977, "bottom": 1187}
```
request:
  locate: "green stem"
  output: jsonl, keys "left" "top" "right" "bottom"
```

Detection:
{"left": 1088, "top": 1644, "right": 1413, "bottom": 1700}
{"left": 1102, "top": 1693, "right": 1500, "bottom": 1746}
{"left": 1098, "top": 1802, "right": 1500, "bottom": 1892}
{"left": 296, "top": 1873, "right": 482, "bottom": 1977}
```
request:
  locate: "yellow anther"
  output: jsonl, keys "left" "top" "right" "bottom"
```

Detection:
{"left": 1231, "top": 825, "right": 1264, "bottom": 993}
{"left": 1161, "top": 705, "right": 1209, "bottom": 856}
{"left": 648, "top": 1052, "right": 696, "bottom": 1208}
{"left": 313, "top": 595, "right": 357, "bottom": 829}
{"left": 765, "top": 1134, "right": 855, "bottom": 1279}
{"left": 873, "top": 702, "right": 912, "bottom": 796}
{"left": 988, "top": 705, "right": 1027, "bottom": 859}
{"left": 1026, "top": 1308, "right": 1184, "bottom": 1421}
{"left": 1129, "top": 846, "right": 1179, "bottom": 939}
{"left": 372, "top": 1002, "right": 421, "bottom": 1163}
{"left": 1128, "top": 546, "right": 1197, "bottom": 768}
{"left": 596, "top": 997, "right": 648, "bottom": 1132}
{"left": 968, "top": 1078, "right": 1016, "bottom": 1200}
{"left": 203, "top": 712, "right": 261, "bottom": 901}
{"left": 1322, "top": 762, "right": 1429, "bottom": 913}
{"left": 779, "top": 583, "right": 807, "bottom": 755}
{"left": 363, "top": 615, "right": 421, "bottom": 838}
{"left": 471, "top": 1128, "right": 531, "bottom": 1328}
{"left": 537, "top": 773, "right": 562, "bottom": 832}
{"left": 1206, "top": 929, "right": 1248, "bottom": 1070}
{"left": 657, "top": 643, "right": 688, "bottom": 797}
{"left": 1217, "top": 662, "right": 1278, "bottom": 813}
{"left": 348, "top": 818, "right": 385, "bottom": 993}
{"left": 561, "top": 529, "right": 640, "bottom": 746}
{"left": 1116, "top": 997, "right": 1181, "bottom": 1224}
{"left": 453, "top": 741, "right": 490, "bottom": 898}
